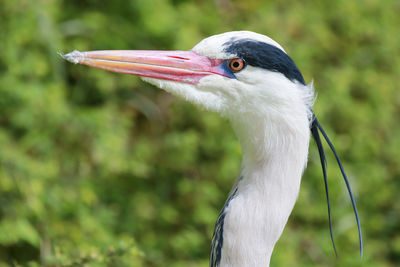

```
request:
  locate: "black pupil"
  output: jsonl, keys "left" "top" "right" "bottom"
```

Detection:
{"left": 232, "top": 61, "right": 240, "bottom": 68}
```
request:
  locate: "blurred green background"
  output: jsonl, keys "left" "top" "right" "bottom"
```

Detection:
{"left": 1, "top": 0, "right": 399, "bottom": 266}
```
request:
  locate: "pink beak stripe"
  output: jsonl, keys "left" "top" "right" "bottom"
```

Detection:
{"left": 64, "top": 50, "right": 230, "bottom": 84}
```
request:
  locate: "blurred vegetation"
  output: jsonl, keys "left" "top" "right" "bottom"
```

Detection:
{"left": 0, "top": 0, "right": 399, "bottom": 266}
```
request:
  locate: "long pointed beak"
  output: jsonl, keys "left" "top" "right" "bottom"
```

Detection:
{"left": 62, "top": 50, "right": 232, "bottom": 84}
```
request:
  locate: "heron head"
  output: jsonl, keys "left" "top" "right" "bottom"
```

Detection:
{"left": 63, "top": 31, "right": 313, "bottom": 120}
{"left": 63, "top": 31, "right": 363, "bottom": 258}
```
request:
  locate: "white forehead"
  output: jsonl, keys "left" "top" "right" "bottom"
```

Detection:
{"left": 191, "top": 31, "right": 286, "bottom": 59}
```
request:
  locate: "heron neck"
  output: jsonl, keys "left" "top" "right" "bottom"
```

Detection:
{"left": 218, "top": 112, "right": 310, "bottom": 266}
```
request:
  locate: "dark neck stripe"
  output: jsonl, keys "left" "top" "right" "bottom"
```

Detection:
{"left": 223, "top": 39, "right": 306, "bottom": 85}
{"left": 210, "top": 185, "right": 239, "bottom": 267}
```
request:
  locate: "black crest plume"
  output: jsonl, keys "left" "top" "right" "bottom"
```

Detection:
{"left": 311, "top": 114, "right": 363, "bottom": 259}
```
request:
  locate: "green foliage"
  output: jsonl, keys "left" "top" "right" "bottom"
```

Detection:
{"left": 0, "top": 0, "right": 399, "bottom": 266}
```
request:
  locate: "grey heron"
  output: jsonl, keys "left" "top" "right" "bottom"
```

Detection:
{"left": 63, "top": 31, "right": 363, "bottom": 267}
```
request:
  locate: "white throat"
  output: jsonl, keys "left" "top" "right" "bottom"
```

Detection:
{"left": 215, "top": 90, "right": 311, "bottom": 267}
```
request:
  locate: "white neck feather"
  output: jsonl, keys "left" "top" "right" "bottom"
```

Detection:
{"left": 219, "top": 98, "right": 311, "bottom": 266}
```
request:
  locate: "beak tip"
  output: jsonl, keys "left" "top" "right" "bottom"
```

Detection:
{"left": 60, "top": 50, "right": 85, "bottom": 64}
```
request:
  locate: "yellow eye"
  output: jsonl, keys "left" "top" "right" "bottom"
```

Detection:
{"left": 229, "top": 58, "right": 245, "bottom": 72}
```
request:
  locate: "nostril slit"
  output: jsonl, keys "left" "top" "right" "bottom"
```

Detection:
{"left": 168, "top": 56, "right": 190, "bottom": 60}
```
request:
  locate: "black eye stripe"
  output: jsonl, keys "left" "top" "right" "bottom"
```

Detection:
{"left": 223, "top": 39, "right": 305, "bottom": 85}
